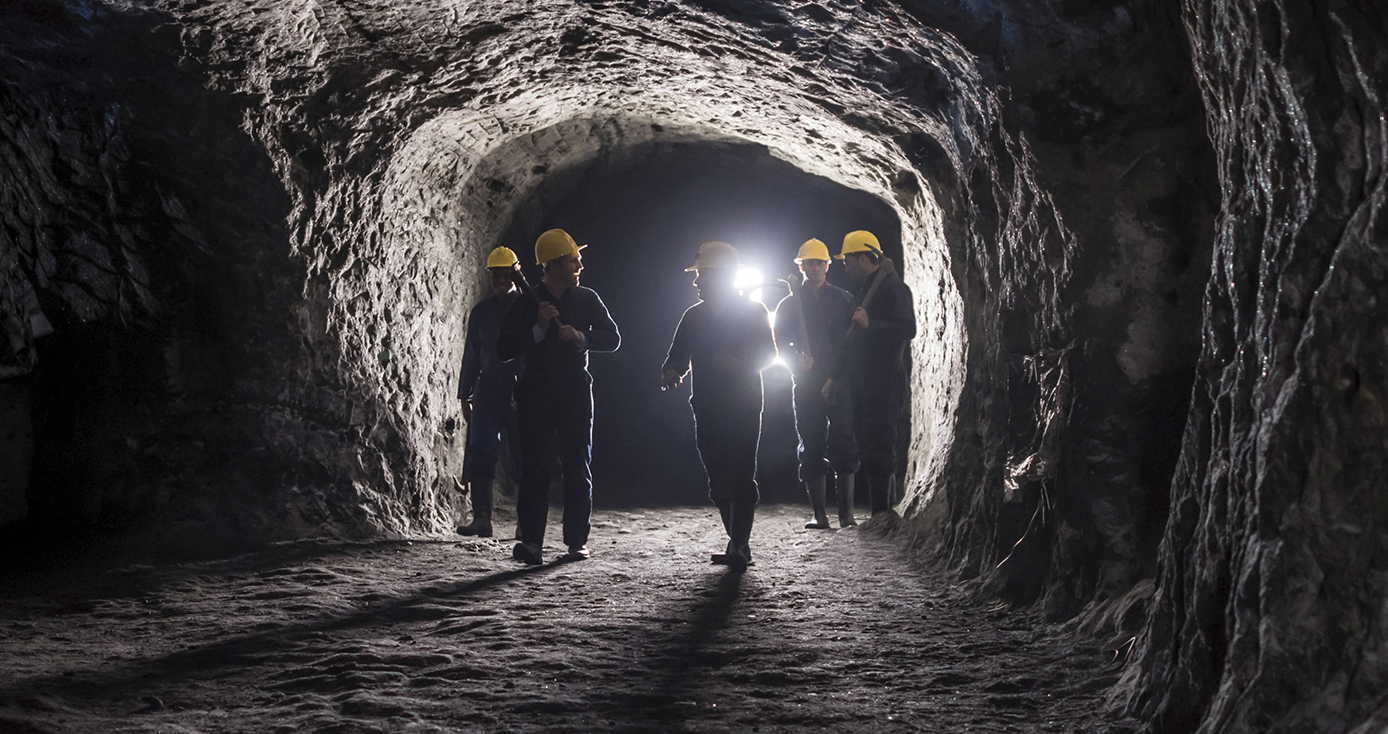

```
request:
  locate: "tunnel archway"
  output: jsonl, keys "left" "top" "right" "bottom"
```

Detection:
{"left": 494, "top": 139, "right": 906, "bottom": 508}
{"left": 370, "top": 107, "right": 967, "bottom": 524}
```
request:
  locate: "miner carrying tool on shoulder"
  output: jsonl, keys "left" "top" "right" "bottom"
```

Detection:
{"left": 822, "top": 230, "right": 915, "bottom": 518}
{"left": 456, "top": 246, "right": 525, "bottom": 538}
{"left": 775, "top": 238, "right": 860, "bottom": 529}
{"left": 662, "top": 241, "right": 777, "bottom": 571}
{"left": 498, "top": 229, "right": 620, "bottom": 565}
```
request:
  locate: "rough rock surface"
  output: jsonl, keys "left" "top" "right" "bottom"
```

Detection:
{"left": 0, "top": 504, "right": 1125, "bottom": 733}
{"left": 3, "top": 0, "right": 980, "bottom": 548}
{"left": 1118, "top": 1, "right": 1388, "bottom": 732}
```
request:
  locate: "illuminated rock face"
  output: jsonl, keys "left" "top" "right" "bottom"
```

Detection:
{"left": 2, "top": 1, "right": 1385, "bottom": 730}
{"left": 3, "top": 0, "right": 987, "bottom": 544}
{"left": 1118, "top": 1, "right": 1388, "bottom": 732}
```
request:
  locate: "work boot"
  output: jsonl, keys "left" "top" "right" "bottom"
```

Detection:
{"left": 712, "top": 500, "right": 755, "bottom": 570}
{"left": 512, "top": 541, "right": 543, "bottom": 565}
{"left": 868, "top": 473, "right": 891, "bottom": 516}
{"left": 456, "top": 479, "right": 493, "bottom": 537}
{"left": 729, "top": 500, "right": 755, "bottom": 569}
{"left": 804, "top": 476, "right": 830, "bottom": 529}
{"left": 836, "top": 473, "right": 857, "bottom": 527}
{"left": 711, "top": 500, "right": 738, "bottom": 566}
{"left": 711, "top": 538, "right": 739, "bottom": 567}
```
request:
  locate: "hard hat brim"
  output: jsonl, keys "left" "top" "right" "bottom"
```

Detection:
{"left": 539, "top": 243, "right": 587, "bottom": 265}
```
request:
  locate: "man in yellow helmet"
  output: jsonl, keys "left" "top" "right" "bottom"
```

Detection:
{"left": 498, "top": 229, "right": 621, "bottom": 565}
{"left": 456, "top": 247, "right": 525, "bottom": 537}
{"left": 823, "top": 230, "right": 916, "bottom": 517}
{"left": 662, "top": 241, "right": 777, "bottom": 570}
{"left": 775, "top": 239, "right": 860, "bottom": 529}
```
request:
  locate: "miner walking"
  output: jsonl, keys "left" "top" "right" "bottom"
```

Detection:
{"left": 456, "top": 246, "right": 525, "bottom": 538}
{"left": 662, "top": 241, "right": 777, "bottom": 570}
{"left": 823, "top": 231, "right": 915, "bottom": 517}
{"left": 498, "top": 229, "right": 620, "bottom": 565}
{"left": 775, "top": 239, "right": 860, "bottom": 529}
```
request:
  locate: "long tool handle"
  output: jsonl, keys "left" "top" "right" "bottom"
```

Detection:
{"left": 510, "top": 262, "right": 564, "bottom": 328}
{"left": 844, "top": 259, "right": 894, "bottom": 338}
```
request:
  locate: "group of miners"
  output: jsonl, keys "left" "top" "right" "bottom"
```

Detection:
{"left": 455, "top": 227, "right": 915, "bottom": 570}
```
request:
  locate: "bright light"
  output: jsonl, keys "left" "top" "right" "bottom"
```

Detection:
{"left": 734, "top": 266, "right": 763, "bottom": 291}
{"left": 771, "top": 355, "right": 787, "bottom": 369}
{"left": 736, "top": 266, "right": 768, "bottom": 304}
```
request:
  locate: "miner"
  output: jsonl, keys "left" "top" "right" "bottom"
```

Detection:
{"left": 774, "top": 238, "right": 860, "bottom": 529}
{"left": 822, "top": 231, "right": 916, "bottom": 517}
{"left": 455, "top": 246, "right": 524, "bottom": 538}
{"left": 498, "top": 229, "right": 621, "bottom": 565}
{"left": 662, "top": 241, "right": 777, "bottom": 570}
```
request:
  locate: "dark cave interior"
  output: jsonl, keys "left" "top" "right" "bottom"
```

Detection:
{"left": 497, "top": 141, "right": 904, "bottom": 507}
{"left": 3, "top": 0, "right": 1387, "bottom": 732}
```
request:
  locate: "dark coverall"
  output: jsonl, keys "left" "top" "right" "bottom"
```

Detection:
{"left": 663, "top": 297, "right": 776, "bottom": 546}
{"left": 458, "top": 291, "right": 522, "bottom": 485}
{"left": 497, "top": 283, "right": 620, "bottom": 550}
{"left": 830, "top": 268, "right": 915, "bottom": 510}
{"left": 774, "top": 283, "right": 859, "bottom": 482}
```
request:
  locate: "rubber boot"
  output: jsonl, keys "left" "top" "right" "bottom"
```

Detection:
{"left": 457, "top": 479, "right": 494, "bottom": 537}
{"left": 716, "top": 500, "right": 732, "bottom": 536}
{"left": 712, "top": 500, "right": 755, "bottom": 570}
{"left": 804, "top": 476, "right": 830, "bottom": 529}
{"left": 729, "top": 500, "right": 756, "bottom": 570}
{"left": 868, "top": 473, "right": 891, "bottom": 516}
{"left": 836, "top": 473, "right": 857, "bottom": 527}
{"left": 711, "top": 500, "right": 736, "bottom": 566}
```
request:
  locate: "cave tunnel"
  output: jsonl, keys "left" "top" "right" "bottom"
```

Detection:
{"left": 3, "top": 0, "right": 1388, "bottom": 732}
{"left": 492, "top": 138, "right": 908, "bottom": 508}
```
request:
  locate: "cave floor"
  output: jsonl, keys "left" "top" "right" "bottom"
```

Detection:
{"left": 0, "top": 504, "right": 1129, "bottom": 733}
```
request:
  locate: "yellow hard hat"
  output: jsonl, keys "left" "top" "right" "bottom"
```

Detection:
{"left": 535, "top": 228, "right": 586, "bottom": 265}
{"left": 795, "top": 238, "right": 830, "bottom": 263}
{"left": 684, "top": 240, "right": 739, "bottom": 272}
{"left": 835, "top": 230, "right": 882, "bottom": 259}
{"left": 485, "top": 246, "right": 519, "bottom": 269}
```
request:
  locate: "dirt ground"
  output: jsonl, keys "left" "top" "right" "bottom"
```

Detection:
{"left": 0, "top": 504, "right": 1133, "bottom": 733}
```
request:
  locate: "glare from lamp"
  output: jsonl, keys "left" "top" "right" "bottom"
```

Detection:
{"left": 734, "top": 266, "right": 763, "bottom": 291}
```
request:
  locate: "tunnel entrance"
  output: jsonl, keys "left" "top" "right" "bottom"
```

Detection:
{"left": 495, "top": 141, "right": 904, "bottom": 508}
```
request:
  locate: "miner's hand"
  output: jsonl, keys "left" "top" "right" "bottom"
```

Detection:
{"left": 851, "top": 306, "right": 869, "bottom": 329}
{"left": 558, "top": 325, "right": 583, "bottom": 344}
{"left": 537, "top": 302, "right": 560, "bottom": 331}
{"left": 822, "top": 378, "right": 839, "bottom": 405}
{"left": 797, "top": 352, "right": 814, "bottom": 373}
{"left": 662, "top": 369, "right": 686, "bottom": 391}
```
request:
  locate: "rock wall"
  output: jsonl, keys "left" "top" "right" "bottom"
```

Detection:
{"left": 1119, "top": 1, "right": 1388, "bottom": 732}
{"left": 3, "top": 0, "right": 993, "bottom": 550}
{"left": 896, "top": 0, "right": 1217, "bottom": 623}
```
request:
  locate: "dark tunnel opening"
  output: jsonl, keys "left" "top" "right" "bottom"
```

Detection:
{"left": 496, "top": 142, "right": 904, "bottom": 509}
